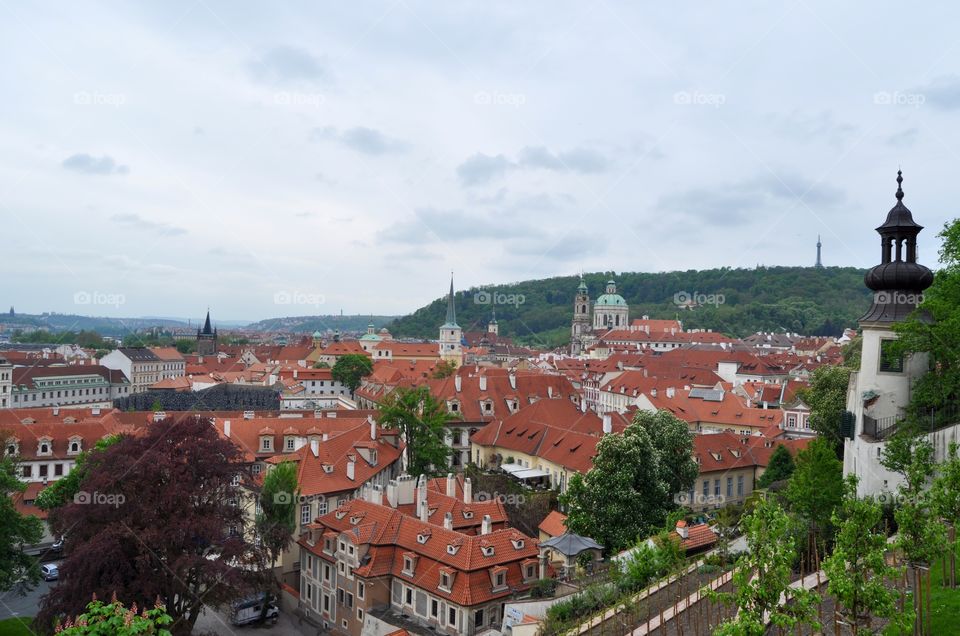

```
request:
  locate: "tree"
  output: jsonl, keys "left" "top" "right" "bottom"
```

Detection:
{"left": 431, "top": 360, "right": 457, "bottom": 379}
{"left": 0, "top": 456, "right": 43, "bottom": 592}
{"left": 35, "top": 435, "right": 120, "bottom": 512}
{"left": 331, "top": 353, "right": 373, "bottom": 394}
{"left": 786, "top": 437, "right": 843, "bottom": 566}
{"left": 57, "top": 597, "right": 173, "bottom": 635}
{"left": 930, "top": 441, "right": 960, "bottom": 588}
{"left": 882, "top": 433, "right": 946, "bottom": 635}
{"left": 313, "top": 361, "right": 330, "bottom": 369}
{"left": 802, "top": 365, "right": 852, "bottom": 456}
{"left": 38, "top": 416, "right": 257, "bottom": 635}
{"left": 255, "top": 461, "right": 299, "bottom": 620}
{"left": 560, "top": 422, "right": 670, "bottom": 551}
{"left": 711, "top": 497, "right": 820, "bottom": 635}
{"left": 631, "top": 409, "right": 698, "bottom": 498}
{"left": 822, "top": 476, "right": 910, "bottom": 635}
{"left": 757, "top": 444, "right": 795, "bottom": 488}
{"left": 378, "top": 386, "right": 453, "bottom": 476}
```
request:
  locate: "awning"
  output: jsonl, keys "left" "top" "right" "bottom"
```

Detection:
{"left": 500, "top": 464, "right": 550, "bottom": 480}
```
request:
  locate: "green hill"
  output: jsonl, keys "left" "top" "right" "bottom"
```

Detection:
{"left": 388, "top": 267, "right": 871, "bottom": 349}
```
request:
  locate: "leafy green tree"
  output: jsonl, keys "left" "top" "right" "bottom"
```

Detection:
{"left": 801, "top": 365, "right": 852, "bottom": 455}
{"left": 378, "top": 386, "right": 453, "bottom": 476}
{"left": 255, "top": 461, "right": 299, "bottom": 620}
{"left": 57, "top": 597, "right": 173, "bottom": 635}
{"left": 431, "top": 360, "right": 457, "bottom": 379}
{"left": 331, "top": 353, "right": 373, "bottom": 394}
{"left": 631, "top": 409, "right": 698, "bottom": 498}
{"left": 823, "top": 476, "right": 910, "bottom": 635}
{"left": 0, "top": 456, "right": 43, "bottom": 592}
{"left": 36, "top": 436, "right": 121, "bottom": 512}
{"left": 711, "top": 497, "right": 820, "bottom": 635}
{"left": 560, "top": 422, "right": 670, "bottom": 551}
{"left": 786, "top": 438, "right": 843, "bottom": 566}
{"left": 313, "top": 361, "right": 330, "bottom": 369}
{"left": 757, "top": 444, "right": 796, "bottom": 488}
{"left": 842, "top": 334, "right": 862, "bottom": 369}
{"left": 891, "top": 219, "right": 960, "bottom": 414}
{"left": 930, "top": 441, "right": 960, "bottom": 587}
{"left": 883, "top": 433, "right": 946, "bottom": 633}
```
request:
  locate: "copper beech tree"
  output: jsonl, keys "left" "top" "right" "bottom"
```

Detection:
{"left": 38, "top": 416, "right": 261, "bottom": 635}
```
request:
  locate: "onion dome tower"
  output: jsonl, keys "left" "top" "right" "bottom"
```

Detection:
{"left": 861, "top": 170, "right": 934, "bottom": 323}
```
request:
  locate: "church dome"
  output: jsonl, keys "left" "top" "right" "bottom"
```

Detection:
{"left": 595, "top": 293, "right": 627, "bottom": 306}
{"left": 864, "top": 261, "right": 933, "bottom": 292}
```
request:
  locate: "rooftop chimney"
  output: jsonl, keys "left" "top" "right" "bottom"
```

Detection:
{"left": 446, "top": 473, "right": 456, "bottom": 497}
{"left": 346, "top": 456, "right": 355, "bottom": 481}
{"left": 417, "top": 474, "right": 427, "bottom": 510}
{"left": 463, "top": 478, "right": 472, "bottom": 504}
{"left": 676, "top": 519, "right": 689, "bottom": 540}
{"left": 666, "top": 387, "right": 675, "bottom": 399}
{"left": 419, "top": 499, "right": 429, "bottom": 523}
{"left": 548, "top": 386, "right": 554, "bottom": 398}
{"left": 395, "top": 475, "right": 416, "bottom": 506}
{"left": 509, "top": 372, "right": 517, "bottom": 390}
{"left": 52, "top": 407, "right": 59, "bottom": 416}
{"left": 371, "top": 485, "right": 383, "bottom": 506}
{"left": 444, "top": 512, "right": 453, "bottom": 530}
{"left": 454, "top": 375, "right": 462, "bottom": 392}
{"left": 322, "top": 432, "right": 328, "bottom": 442}
{"left": 479, "top": 375, "right": 487, "bottom": 391}
{"left": 386, "top": 479, "right": 399, "bottom": 507}
{"left": 481, "top": 514, "right": 492, "bottom": 535}
{"left": 224, "top": 420, "right": 231, "bottom": 438}
{"left": 602, "top": 414, "right": 612, "bottom": 435}
{"left": 91, "top": 406, "right": 100, "bottom": 416}
{"left": 369, "top": 415, "right": 377, "bottom": 440}
{"left": 310, "top": 439, "right": 319, "bottom": 457}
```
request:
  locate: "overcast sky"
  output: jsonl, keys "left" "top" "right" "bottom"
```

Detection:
{"left": 3, "top": 1, "right": 960, "bottom": 321}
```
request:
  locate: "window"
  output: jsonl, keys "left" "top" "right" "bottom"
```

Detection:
{"left": 54, "top": 464, "right": 63, "bottom": 476}
{"left": 737, "top": 475, "right": 744, "bottom": 496}
{"left": 448, "top": 607, "right": 457, "bottom": 626}
{"left": 357, "top": 608, "right": 364, "bottom": 622}
{"left": 440, "top": 572, "right": 451, "bottom": 590}
{"left": 879, "top": 339, "right": 904, "bottom": 372}
{"left": 726, "top": 477, "right": 733, "bottom": 498}
{"left": 475, "top": 609, "right": 485, "bottom": 628}
{"left": 494, "top": 571, "right": 505, "bottom": 587}
{"left": 286, "top": 437, "right": 295, "bottom": 451}
{"left": 358, "top": 581, "right": 365, "bottom": 600}
{"left": 317, "top": 499, "right": 328, "bottom": 516}
{"left": 702, "top": 480, "right": 709, "bottom": 498}
{"left": 431, "top": 599, "right": 438, "bottom": 617}
{"left": 251, "top": 463, "right": 262, "bottom": 475}
{"left": 713, "top": 479, "right": 720, "bottom": 496}
{"left": 260, "top": 437, "right": 272, "bottom": 451}
{"left": 405, "top": 587, "right": 413, "bottom": 606}
{"left": 346, "top": 593, "right": 353, "bottom": 608}
{"left": 301, "top": 503, "right": 311, "bottom": 525}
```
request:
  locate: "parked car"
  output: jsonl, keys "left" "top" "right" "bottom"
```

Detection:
{"left": 40, "top": 563, "right": 59, "bottom": 581}
{"left": 230, "top": 593, "right": 279, "bottom": 626}
{"left": 51, "top": 537, "right": 64, "bottom": 553}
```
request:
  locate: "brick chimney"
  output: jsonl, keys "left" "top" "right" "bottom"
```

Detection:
{"left": 676, "top": 519, "right": 689, "bottom": 539}
{"left": 602, "top": 414, "right": 612, "bottom": 435}
{"left": 443, "top": 512, "right": 453, "bottom": 530}
{"left": 481, "top": 514, "right": 492, "bottom": 535}
{"left": 446, "top": 473, "right": 456, "bottom": 497}
{"left": 463, "top": 478, "right": 472, "bottom": 504}
{"left": 479, "top": 375, "right": 487, "bottom": 391}
{"left": 346, "top": 455, "right": 355, "bottom": 481}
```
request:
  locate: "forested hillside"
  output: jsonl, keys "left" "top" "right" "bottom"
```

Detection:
{"left": 389, "top": 267, "right": 871, "bottom": 348}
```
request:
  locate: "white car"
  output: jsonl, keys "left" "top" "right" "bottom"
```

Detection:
{"left": 40, "top": 563, "right": 59, "bottom": 581}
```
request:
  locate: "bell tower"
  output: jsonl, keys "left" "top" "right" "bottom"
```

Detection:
{"left": 844, "top": 171, "right": 934, "bottom": 496}
{"left": 439, "top": 274, "right": 463, "bottom": 367}
{"left": 570, "top": 275, "right": 592, "bottom": 355}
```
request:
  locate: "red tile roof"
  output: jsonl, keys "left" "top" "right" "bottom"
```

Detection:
{"left": 538, "top": 510, "right": 567, "bottom": 537}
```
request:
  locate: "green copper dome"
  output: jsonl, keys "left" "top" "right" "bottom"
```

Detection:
{"left": 595, "top": 293, "right": 627, "bottom": 306}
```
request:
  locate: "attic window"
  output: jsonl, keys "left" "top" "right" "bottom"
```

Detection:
{"left": 710, "top": 451, "right": 722, "bottom": 462}
{"left": 511, "top": 538, "right": 525, "bottom": 550}
{"left": 417, "top": 532, "right": 431, "bottom": 544}
{"left": 335, "top": 510, "right": 347, "bottom": 520}
{"left": 439, "top": 571, "right": 452, "bottom": 591}
{"left": 447, "top": 544, "right": 461, "bottom": 555}
{"left": 462, "top": 510, "right": 474, "bottom": 519}
{"left": 322, "top": 464, "right": 334, "bottom": 473}
{"left": 260, "top": 436, "right": 272, "bottom": 451}
{"left": 63, "top": 417, "right": 77, "bottom": 424}
{"left": 481, "top": 545, "right": 495, "bottom": 557}
{"left": 37, "top": 440, "right": 52, "bottom": 456}
{"left": 403, "top": 555, "right": 416, "bottom": 575}
{"left": 68, "top": 439, "right": 81, "bottom": 454}
{"left": 5, "top": 441, "right": 18, "bottom": 456}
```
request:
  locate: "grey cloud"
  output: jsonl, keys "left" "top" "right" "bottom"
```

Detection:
{"left": 377, "top": 206, "right": 530, "bottom": 245}
{"left": 918, "top": 75, "right": 960, "bottom": 110}
{"left": 658, "top": 173, "right": 845, "bottom": 225}
{"left": 311, "top": 126, "right": 409, "bottom": 155}
{"left": 457, "top": 145, "right": 612, "bottom": 186}
{"left": 111, "top": 213, "right": 187, "bottom": 236}
{"left": 772, "top": 111, "right": 857, "bottom": 147}
{"left": 62, "top": 153, "right": 128, "bottom": 175}
{"left": 886, "top": 128, "right": 919, "bottom": 147}
{"left": 506, "top": 231, "right": 606, "bottom": 261}
{"left": 249, "top": 46, "right": 327, "bottom": 83}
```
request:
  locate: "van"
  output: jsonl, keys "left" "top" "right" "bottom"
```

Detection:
{"left": 40, "top": 563, "right": 59, "bottom": 581}
{"left": 230, "top": 593, "right": 279, "bottom": 626}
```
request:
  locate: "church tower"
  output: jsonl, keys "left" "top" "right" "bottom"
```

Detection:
{"left": 570, "top": 275, "right": 592, "bottom": 355}
{"left": 439, "top": 275, "right": 463, "bottom": 367}
{"left": 843, "top": 171, "right": 934, "bottom": 496}
{"left": 487, "top": 309, "right": 499, "bottom": 336}
{"left": 196, "top": 309, "right": 218, "bottom": 356}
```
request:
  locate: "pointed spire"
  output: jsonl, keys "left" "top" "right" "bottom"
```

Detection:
{"left": 444, "top": 273, "right": 458, "bottom": 327}
{"left": 202, "top": 309, "right": 212, "bottom": 335}
{"left": 896, "top": 169, "right": 904, "bottom": 201}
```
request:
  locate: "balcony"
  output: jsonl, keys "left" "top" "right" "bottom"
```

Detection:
{"left": 862, "top": 405, "right": 960, "bottom": 441}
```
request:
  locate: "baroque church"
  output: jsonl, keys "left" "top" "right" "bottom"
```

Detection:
{"left": 569, "top": 275, "right": 629, "bottom": 355}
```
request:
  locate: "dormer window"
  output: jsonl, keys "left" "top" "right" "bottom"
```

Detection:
{"left": 462, "top": 510, "right": 474, "bottom": 519}
{"left": 285, "top": 436, "right": 296, "bottom": 451}
{"left": 67, "top": 437, "right": 82, "bottom": 455}
{"left": 491, "top": 569, "right": 507, "bottom": 590}
{"left": 447, "top": 543, "right": 461, "bottom": 555}
{"left": 523, "top": 561, "right": 537, "bottom": 581}
{"left": 37, "top": 439, "right": 52, "bottom": 456}
{"left": 5, "top": 440, "right": 18, "bottom": 456}
{"left": 322, "top": 463, "right": 334, "bottom": 473}
{"left": 448, "top": 400, "right": 460, "bottom": 413}
{"left": 417, "top": 531, "right": 431, "bottom": 544}
{"left": 511, "top": 538, "right": 525, "bottom": 550}
{"left": 439, "top": 569, "right": 454, "bottom": 591}
{"left": 402, "top": 554, "right": 417, "bottom": 576}
{"left": 260, "top": 436, "right": 272, "bottom": 452}
{"left": 481, "top": 545, "right": 495, "bottom": 557}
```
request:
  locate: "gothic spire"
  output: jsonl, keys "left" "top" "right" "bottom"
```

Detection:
{"left": 443, "top": 274, "right": 458, "bottom": 327}
{"left": 202, "top": 309, "right": 213, "bottom": 335}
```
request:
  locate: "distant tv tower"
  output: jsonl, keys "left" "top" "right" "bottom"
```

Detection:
{"left": 815, "top": 235, "right": 823, "bottom": 268}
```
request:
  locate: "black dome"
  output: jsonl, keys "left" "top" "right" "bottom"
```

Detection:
{"left": 864, "top": 261, "right": 934, "bottom": 292}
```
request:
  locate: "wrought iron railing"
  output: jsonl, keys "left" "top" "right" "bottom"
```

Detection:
{"left": 862, "top": 405, "right": 960, "bottom": 440}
